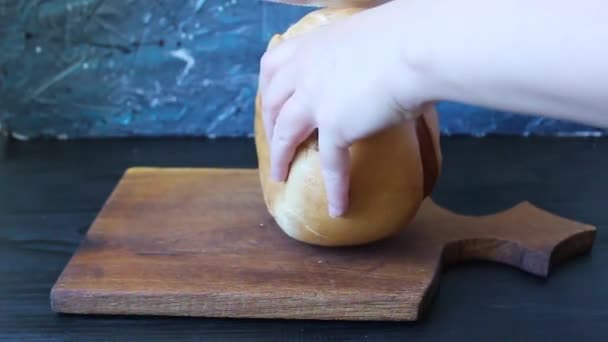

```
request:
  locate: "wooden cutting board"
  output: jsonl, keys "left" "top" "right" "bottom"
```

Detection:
{"left": 51, "top": 168, "right": 596, "bottom": 321}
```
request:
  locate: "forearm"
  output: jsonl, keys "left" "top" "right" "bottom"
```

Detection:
{"left": 388, "top": 0, "right": 608, "bottom": 127}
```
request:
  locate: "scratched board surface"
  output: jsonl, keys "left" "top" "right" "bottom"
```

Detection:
{"left": 0, "top": 1, "right": 603, "bottom": 139}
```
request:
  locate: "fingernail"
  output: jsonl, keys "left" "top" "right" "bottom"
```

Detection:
{"left": 329, "top": 203, "right": 343, "bottom": 218}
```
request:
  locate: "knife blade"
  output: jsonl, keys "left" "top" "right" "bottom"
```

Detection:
{"left": 261, "top": 0, "right": 389, "bottom": 8}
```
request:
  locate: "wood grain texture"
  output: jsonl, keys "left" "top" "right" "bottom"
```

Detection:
{"left": 50, "top": 167, "right": 596, "bottom": 321}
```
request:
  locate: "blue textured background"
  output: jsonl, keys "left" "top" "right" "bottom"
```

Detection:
{"left": 0, "top": 0, "right": 603, "bottom": 139}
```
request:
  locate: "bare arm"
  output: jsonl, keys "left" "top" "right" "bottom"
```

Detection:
{"left": 393, "top": 0, "right": 608, "bottom": 127}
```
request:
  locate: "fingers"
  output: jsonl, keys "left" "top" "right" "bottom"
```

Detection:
{"left": 259, "top": 37, "right": 351, "bottom": 218}
{"left": 259, "top": 40, "right": 295, "bottom": 94}
{"left": 262, "top": 65, "right": 297, "bottom": 143}
{"left": 318, "top": 132, "right": 351, "bottom": 218}
{"left": 270, "top": 95, "right": 314, "bottom": 182}
{"left": 259, "top": 40, "right": 298, "bottom": 143}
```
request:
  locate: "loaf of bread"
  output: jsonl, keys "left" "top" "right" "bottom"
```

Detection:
{"left": 267, "top": 1, "right": 390, "bottom": 8}
{"left": 255, "top": 8, "right": 442, "bottom": 247}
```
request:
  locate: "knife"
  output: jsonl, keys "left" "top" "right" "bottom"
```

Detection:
{"left": 261, "top": 0, "right": 390, "bottom": 8}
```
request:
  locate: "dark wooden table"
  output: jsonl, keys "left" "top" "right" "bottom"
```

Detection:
{"left": 1, "top": 136, "right": 607, "bottom": 341}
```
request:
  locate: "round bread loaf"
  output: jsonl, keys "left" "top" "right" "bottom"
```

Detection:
{"left": 255, "top": 8, "right": 442, "bottom": 247}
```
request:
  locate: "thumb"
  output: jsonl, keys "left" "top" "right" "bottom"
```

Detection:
{"left": 318, "top": 131, "right": 351, "bottom": 218}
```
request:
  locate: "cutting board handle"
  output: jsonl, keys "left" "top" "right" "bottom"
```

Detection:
{"left": 415, "top": 200, "right": 596, "bottom": 277}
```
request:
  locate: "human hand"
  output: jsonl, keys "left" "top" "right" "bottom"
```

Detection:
{"left": 258, "top": 5, "right": 428, "bottom": 217}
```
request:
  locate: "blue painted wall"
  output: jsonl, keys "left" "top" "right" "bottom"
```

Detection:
{"left": 0, "top": 0, "right": 603, "bottom": 139}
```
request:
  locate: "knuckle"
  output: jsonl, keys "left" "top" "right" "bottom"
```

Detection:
{"left": 317, "top": 112, "right": 348, "bottom": 148}
{"left": 262, "top": 88, "right": 288, "bottom": 114}
{"left": 275, "top": 133, "right": 290, "bottom": 144}
{"left": 273, "top": 132, "right": 294, "bottom": 149}
{"left": 262, "top": 94, "right": 281, "bottom": 114}
{"left": 319, "top": 111, "right": 340, "bottom": 132}
{"left": 285, "top": 95, "right": 307, "bottom": 115}
{"left": 272, "top": 136, "right": 295, "bottom": 163}
{"left": 260, "top": 51, "right": 275, "bottom": 72}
